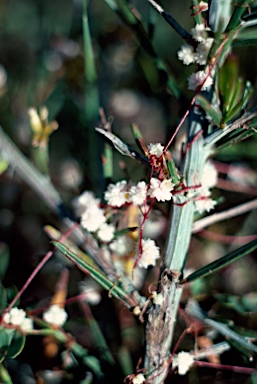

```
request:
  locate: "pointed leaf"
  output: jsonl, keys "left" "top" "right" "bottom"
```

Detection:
{"left": 95, "top": 128, "right": 149, "bottom": 166}
{"left": 215, "top": 127, "right": 255, "bottom": 150}
{"left": 182, "top": 239, "right": 257, "bottom": 284}
{"left": 52, "top": 241, "right": 133, "bottom": 308}
{"left": 233, "top": 38, "right": 257, "bottom": 47}
{"left": 225, "top": 0, "right": 251, "bottom": 32}
{"left": 196, "top": 95, "right": 221, "bottom": 126}
{"left": 187, "top": 300, "right": 257, "bottom": 354}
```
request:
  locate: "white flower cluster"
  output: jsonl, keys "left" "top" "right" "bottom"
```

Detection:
{"left": 138, "top": 239, "right": 160, "bottom": 269}
{"left": 43, "top": 304, "right": 68, "bottom": 327}
{"left": 172, "top": 351, "right": 195, "bottom": 375}
{"left": 194, "top": 161, "right": 217, "bottom": 214}
{"left": 3, "top": 307, "right": 33, "bottom": 332}
{"left": 76, "top": 191, "right": 115, "bottom": 242}
{"left": 177, "top": 21, "right": 214, "bottom": 91}
{"left": 105, "top": 177, "right": 174, "bottom": 207}
{"left": 132, "top": 373, "right": 145, "bottom": 384}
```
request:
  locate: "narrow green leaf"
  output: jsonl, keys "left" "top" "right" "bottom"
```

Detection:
{"left": 215, "top": 127, "right": 255, "bottom": 150}
{"left": 224, "top": 81, "right": 253, "bottom": 123}
{"left": 182, "top": 239, "right": 257, "bottom": 284}
{"left": 187, "top": 300, "right": 257, "bottom": 354}
{"left": 230, "top": 324, "right": 257, "bottom": 339}
{"left": 196, "top": 95, "right": 221, "bottom": 126}
{"left": 167, "top": 157, "right": 180, "bottom": 186}
{"left": 83, "top": 0, "right": 97, "bottom": 85}
{"left": 226, "top": 338, "right": 254, "bottom": 361}
{"left": 225, "top": 0, "right": 252, "bottom": 33}
{"left": 87, "top": 316, "right": 115, "bottom": 365}
{"left": 52, "top": 241, "right": 133, "bottom": 307}
{"left": 233, "top": 38, "right": 257, "bottom": 47}
{"left": 95, "top": 127, "right": 149, "bottom": 166}
{"left": 218, "top": 55, "right": 239, "bottom": 116}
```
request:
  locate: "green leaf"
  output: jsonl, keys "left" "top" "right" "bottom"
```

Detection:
{"left": 233, "top": 38, "right": 257, "bottom": 47}
{"left": 95, "top": 127, "right": 149, "bottom": 166}
{"left": 0, "top": 328, "right": 12, "bottom": 363}
{"left": 181, "top": 239, "right": 257, "bottom": 284}
{"left": 7, "top": 330, "right": 25, "bottom": 359}
{"left": 52, "top": 241, "right": 133, "bottom": 308}
{"left": 215, "top": 126, "right": 255, "bottom": 150}
{"left": 225, "top": 0, "right": 252, "bottom": 33}
{"left": 187, "top": 300, "right": 257, "bottom": 354}
{"left": 226, "top": 338, "right": 254, "bottom": 361}
{"left": 167, "top": 157, "right": 180, "bottom": 186}
{"left": 223, "top": 81, "right": 253, "bottom": 124}
{"left": 196, "top": 95, "right": 221, "bottom": 126}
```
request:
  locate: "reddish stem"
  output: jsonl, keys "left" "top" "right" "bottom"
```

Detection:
{"left": 194, "top": 360, "right": 255, "bottom": 375}
{"left": 164, "top": 37, "right": 228, "bottom": 153}
{"left": 197, "top": 230, "right": 257, "bottom": 245}
{"left": 1, "top": 222, "right": 80, "bottom": 321}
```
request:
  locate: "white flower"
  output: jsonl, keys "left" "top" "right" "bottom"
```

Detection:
{"left": 172, "top": 351, "right": 194, "bottom": 375}
{"left": 43, "top": 305, "right": 68, "bottom": 326}
{"left": 79, "top": 280, "right": 102, "bottom": 305}
{"left": 148, "top": 178, "right": 174, "bottom": 202}
{"left": 104, "top": 180, "right": 130, "bottom": 207}
{"left": 201, "top": 161, "right": 218, "bottom": 189}
{"left": 81, "top": 205, "right": 106, "bottom": 232}
{"left": 138, "top": 239, "right": 160, "bottom": 269}
{"left": 194, "top": 197, "right": 217, "bottom": 214}
{"left": 152, "top": 291, "right": 164, "bottom": 306}
{"left": 3, "top": 307, "right": 26, "bottom": 326}
{"left": 3, "top": 307, "right": 33, "bottom": 332}
{"left": 147, "top": 143, "right": 164, "bottom": 157}
{"left": 191, "top": 23, "right": 208, "bottom": 42}
{"left": 73, "top": 191, "right": 100, "bottom": 216}
{"left": 195, "top": 38, "right": 214, "bottom": 65}
{"left": 188, "top": 70, "right": 213, "bottom": 91}
{"left": 129, "top": 181, "right": 147, "bottom": 206}
{"left": 20, "top": 317, "right": 33, "bottom": 332}
{"left": 199, "top": 1, "right": 209, "bottom": 12}
{"left": 132, "top": 373, "right": 145, "bottom": 384}
{"left": 177, "top": 44, "right": 195, "bottom": 65}
{"left": 97, "top": 223, "right": 115, "bottom": 242}
{"left": 110, "top": 236, "right": 135, "bottom": 256}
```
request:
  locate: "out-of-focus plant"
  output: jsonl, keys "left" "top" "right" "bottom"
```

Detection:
{"left": 1, "top": 0, "right": 257, "bottom": 384}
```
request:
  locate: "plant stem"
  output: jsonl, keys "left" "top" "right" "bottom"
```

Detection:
{"left": 143, "top": 108, "right": 208, "bottom": 383}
